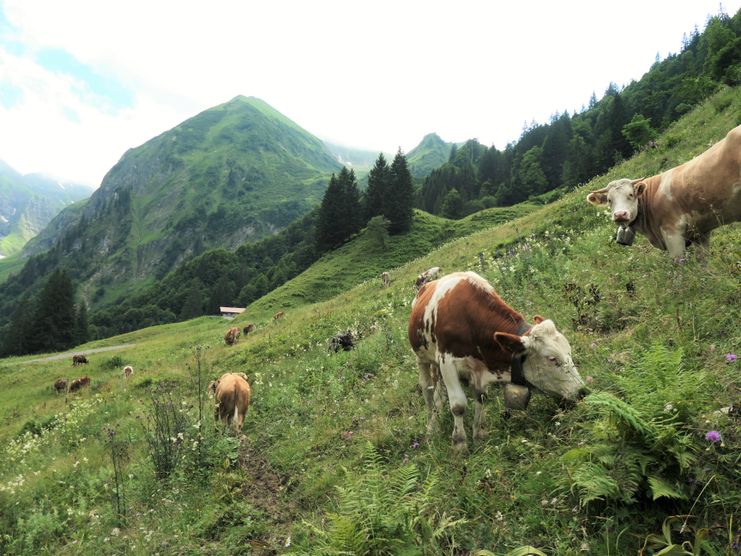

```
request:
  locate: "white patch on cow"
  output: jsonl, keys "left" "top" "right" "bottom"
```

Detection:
{"left": 521, "top": 320, "right": 584, "bottom": 400}
{"left": 658, "top": 170, "right": 675, "bottom": 200}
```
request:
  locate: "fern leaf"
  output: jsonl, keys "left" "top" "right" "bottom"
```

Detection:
{"left": 648, "top": 476, "right": 687, "bottom": 500}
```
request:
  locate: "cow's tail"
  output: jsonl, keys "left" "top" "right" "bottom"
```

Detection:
{"left": 232, "top": 383, "right": 240, "bottom": 429}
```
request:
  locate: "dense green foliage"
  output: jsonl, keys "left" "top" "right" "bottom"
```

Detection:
{"left": 1, "top": 269, "right": 89, "bottom": 356}
{"left": 316, "top": 168, "right": 363, "bottom": 252}
{"left": 416, "top": 10, "right": 741, "bottom": 217}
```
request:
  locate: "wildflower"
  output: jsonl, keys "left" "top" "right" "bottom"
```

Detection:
{"left": 111, "top": 527, "right": 121, "bottom": 537}
{"left": 495, "top": 511, "right": 504, "bottom": 521}
{"left": 725, "top": 353, "right": 737, "bottom": 363}
{"left": 411, "top": 439, "right": 420, "bottom": 450}
{"left": 705, "top": 430, "right": 721, "bottom": 443}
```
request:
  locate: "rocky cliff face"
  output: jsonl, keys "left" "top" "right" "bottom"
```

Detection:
{"left": 1, "top": 96, "right": 341, "bottom": 314}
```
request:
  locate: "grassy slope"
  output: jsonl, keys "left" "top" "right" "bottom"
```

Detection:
{"left": 0, "top": 87, "right": 739, "bottom": 555}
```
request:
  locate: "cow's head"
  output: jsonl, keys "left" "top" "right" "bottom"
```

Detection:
{"left": 207, "top": 380, "right": 219, "bottom": 396}
{"left": 495, "top": 316, "right": 585, "bottom": 401}
{"left": 586, "top": 178, "right": 646, "bottom": 224}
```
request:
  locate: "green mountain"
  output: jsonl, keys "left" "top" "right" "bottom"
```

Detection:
{"left": 0, "top": 161, "right": 92, "bottom": 257}
{"left": 406, "top": 132, "right": 454, "bottom": 178}
{"left": 0, "top": 96, "right": 342, "bottom": 312}
{"left": 0, "top": 86, "right": 738, "bottom": 555}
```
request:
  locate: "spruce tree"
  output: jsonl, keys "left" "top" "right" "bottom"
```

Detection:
{"left": 27, "top": 269, "right": 76, "bottom": 353}
{"left": 365, "top": 153, "right": 390, "bottom": 221}
{"left": 316, "top": 168, "right": 363, "bottom": 252}
{"left": 74, "top": 300, "right": 90, "bottom": 345}
{"left": 386, "top": 149, "right": 413, "bottom": 234}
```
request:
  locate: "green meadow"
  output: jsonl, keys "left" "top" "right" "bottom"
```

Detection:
{"left": 0, "top": 87, "right": 739, "bottom": 555}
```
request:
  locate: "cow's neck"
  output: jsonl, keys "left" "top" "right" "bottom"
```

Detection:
{"left": 632, "top": 183, "right": 666, "bottom": 249}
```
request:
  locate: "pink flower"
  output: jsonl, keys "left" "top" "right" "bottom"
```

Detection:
{"left": 705, "top": 431, "right": 721, "bottom": 443}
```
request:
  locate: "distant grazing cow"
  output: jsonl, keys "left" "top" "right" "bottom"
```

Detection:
{"left": 329, "top": 330, "right": 355, "bottom": 353}
{"left": 53, "top": 378, "right": 68, "bottom": 394}
{"left": 68, "top": 376, "right": 91, "bottom": 393}
{"left": 123, "top": 365, "right": 134, "bottom": 378}
{"left": 72, "top": 354, "right": 88, "bottom": 366}
{"left": 408, "top": 271, "right": 586, "bottom": 450}
{"left": 224, "top": 327, "right": 241, "bottom": 346}
{"left": 273, "top": 311, "right": 285, "bottom": 321}
{"left": 414, "top": 266, "right": 442, "bottom": 291}
{"left": 209, "top": 372, "right": 251, "bottom": 433}
{"left": 242, "top": 323, "right": 256, "bottom": 336}
{"left": 587, "top": 125, "right": 741, "bottom": 260}
{"left": 381, "top": 271, "right": 390, "bottom": 288}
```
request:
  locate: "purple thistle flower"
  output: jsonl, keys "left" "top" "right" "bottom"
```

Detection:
{"left": 725, "top": 353, "right": 737, "bottom": 363}
{"left": 705, "top": 430, "right": 721, "bottom": 443}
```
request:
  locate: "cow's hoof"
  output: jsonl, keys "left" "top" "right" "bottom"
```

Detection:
{"left": 452, "top": 435, "right": 468, "bottom": 452}
{"left": 474, "top": 429, "right": 488, "bottom": 441}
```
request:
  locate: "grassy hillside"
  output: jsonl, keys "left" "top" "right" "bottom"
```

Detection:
{"left": 0, "top": 87, "right": 739, "bottom": 555}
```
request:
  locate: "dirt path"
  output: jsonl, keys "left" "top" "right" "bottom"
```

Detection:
{"left": 8, "top": 344, "right": 137, "bottom": 365}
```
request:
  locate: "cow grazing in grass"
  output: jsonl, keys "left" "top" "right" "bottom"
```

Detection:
{"left": 415, "top": 266, "right": 442, "bottom": 291}
{"left": 69, "top": 376, "right": 91, "bottom": 393}
{"left": 224, "top": 327, "right": 241, "bottom": 346}
{"left": 408, "top": 271, "right": 586, "bottom": 450}
{"left": 381, "top": 271, "right": 390, "bottom": 288}
{"left": 72, "top": 354, "right": 88, "bottom": 366}
{"left": 123, "top": 365, "right": 134, "bottom": 378}
{"left": 53, "top": 378, "right": 68, "bottom": 394}
{"left": 242, "top": 323, "right": 256, "bottom": 336}
{"left": 273, "top": 310, "right": 285, "bottom": 321}
{"left": 587, "top": 124, "right": 741, "bottom": 260}
{"left": 329, "top": 330, "right": 355, "bottom": 353}
{"left": 209, "top": 372, "right": 251, "bottom": 433}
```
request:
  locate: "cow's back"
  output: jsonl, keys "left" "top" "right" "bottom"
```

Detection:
{"left": 669, "top": 124, "right": 741, "bottom": 227}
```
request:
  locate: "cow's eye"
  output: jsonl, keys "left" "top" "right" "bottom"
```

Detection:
{"left": 548, "top": 356, "right": 560, "bottom": 367}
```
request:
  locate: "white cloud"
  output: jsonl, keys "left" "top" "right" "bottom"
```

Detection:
{"left": 0, "top": 0, "right": 738, "bottom": 186}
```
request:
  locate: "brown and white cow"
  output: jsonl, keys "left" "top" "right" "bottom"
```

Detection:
{"left": 414, "top": 266, "right": 442, "bottom": 290}
{"left": 408, "top": 271, "right": 586, "bottom": 450}
{"left": 381, "top": 271, "right": 391, "bottom": 288}
{"left": 53, "top": 378, "right": 68, "bottom": 394}
{"left": 209, "top": 372, "right": 251, "bottom": 433}
{"left": 122, "top": 365, "right": 134, "bottom": 378}
{"left": 72, "top": 354, "right": 88, "bottom": 366}
{"left": 224, "top": 327, "right": 241, "bottom": 346}
{"left": 587, "top": 125, "right": 741, "bottom": 260}
{"left": 69, "top": 376, "right": 91, "bottom": 393}
{"left": 242, "top": 323, "right": 256, "bottom": 336}
{"left": 272, "top": 310, "right": 285, "bottom": 321}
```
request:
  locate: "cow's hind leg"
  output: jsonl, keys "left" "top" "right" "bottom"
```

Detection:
{"left": 439, "top": 358, "right": 468, "bottom": 451}
{"left": 417, "top": 359, "right": 439, "bottom": 437}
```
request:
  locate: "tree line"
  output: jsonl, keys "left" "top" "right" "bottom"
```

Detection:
{"left": 416, "top": 10, "right": 741, "bottom": 218}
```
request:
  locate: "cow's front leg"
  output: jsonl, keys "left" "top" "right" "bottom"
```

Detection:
{"left": 663, "top": 226, "right": 687, "bottom": 262}
{"left": 439, "top": 358, "right": 468, "bottom": 451}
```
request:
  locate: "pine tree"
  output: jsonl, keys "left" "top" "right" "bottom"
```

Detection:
{"left": 0, "top": 293, "right": 34, "bottom": 356}
{"left": 27, "top": 269, "right": 76, "bottom": 353}
{"left": 74, "top": 300, "right": 90, "bottom": 345}
{"left": 365, "top": 153, "right": 390, "bottom": 221}
{"left": 386, "top": 149, "right": 413, "bottom": 234}
{"left": 316, "top": 168, "right": 363, "bottom": 252}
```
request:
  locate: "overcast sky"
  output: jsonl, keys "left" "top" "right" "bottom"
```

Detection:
{"left": 0, "top": 0, "right": 737, "bottom": 187}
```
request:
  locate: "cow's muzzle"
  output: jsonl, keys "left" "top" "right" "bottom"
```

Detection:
{"left": 616, "top": 224, "right": 635, "bottom": 246}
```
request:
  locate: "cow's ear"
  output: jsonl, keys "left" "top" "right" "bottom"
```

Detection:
{"left": 586, "top": 188, "right": 609, "bottom": 205}
{"left": 532, "top": 315, "right": 545, "bottom": 324}
{"left": 494, "top": 332, "right": 526, "bottom": 353}
{"left": 633, "top": 180, "right": 647, "bottom": 197}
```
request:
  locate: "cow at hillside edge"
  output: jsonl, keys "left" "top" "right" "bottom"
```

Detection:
{"left": 123, "top": 365, "right": 134, "bottom": 378}
{"left": 408, "top": 271, "right": 586, "bottom": 450}
{"left": 209, "top": 372, "right": 251, "bottom": 433}
{"left": 224, "top": 327, "right": 241, "bottom": 346}
{"left": 242, "top": 323, "right": 256, "bottom": 336}
{"left": 586, "top": 124, "right": 741, "bottom": 260}
{"left": 381, "top": 271, "right": 390, "bottom": 288}
{"left": 72, "top": 354, "right": 88, "bottom": 366}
